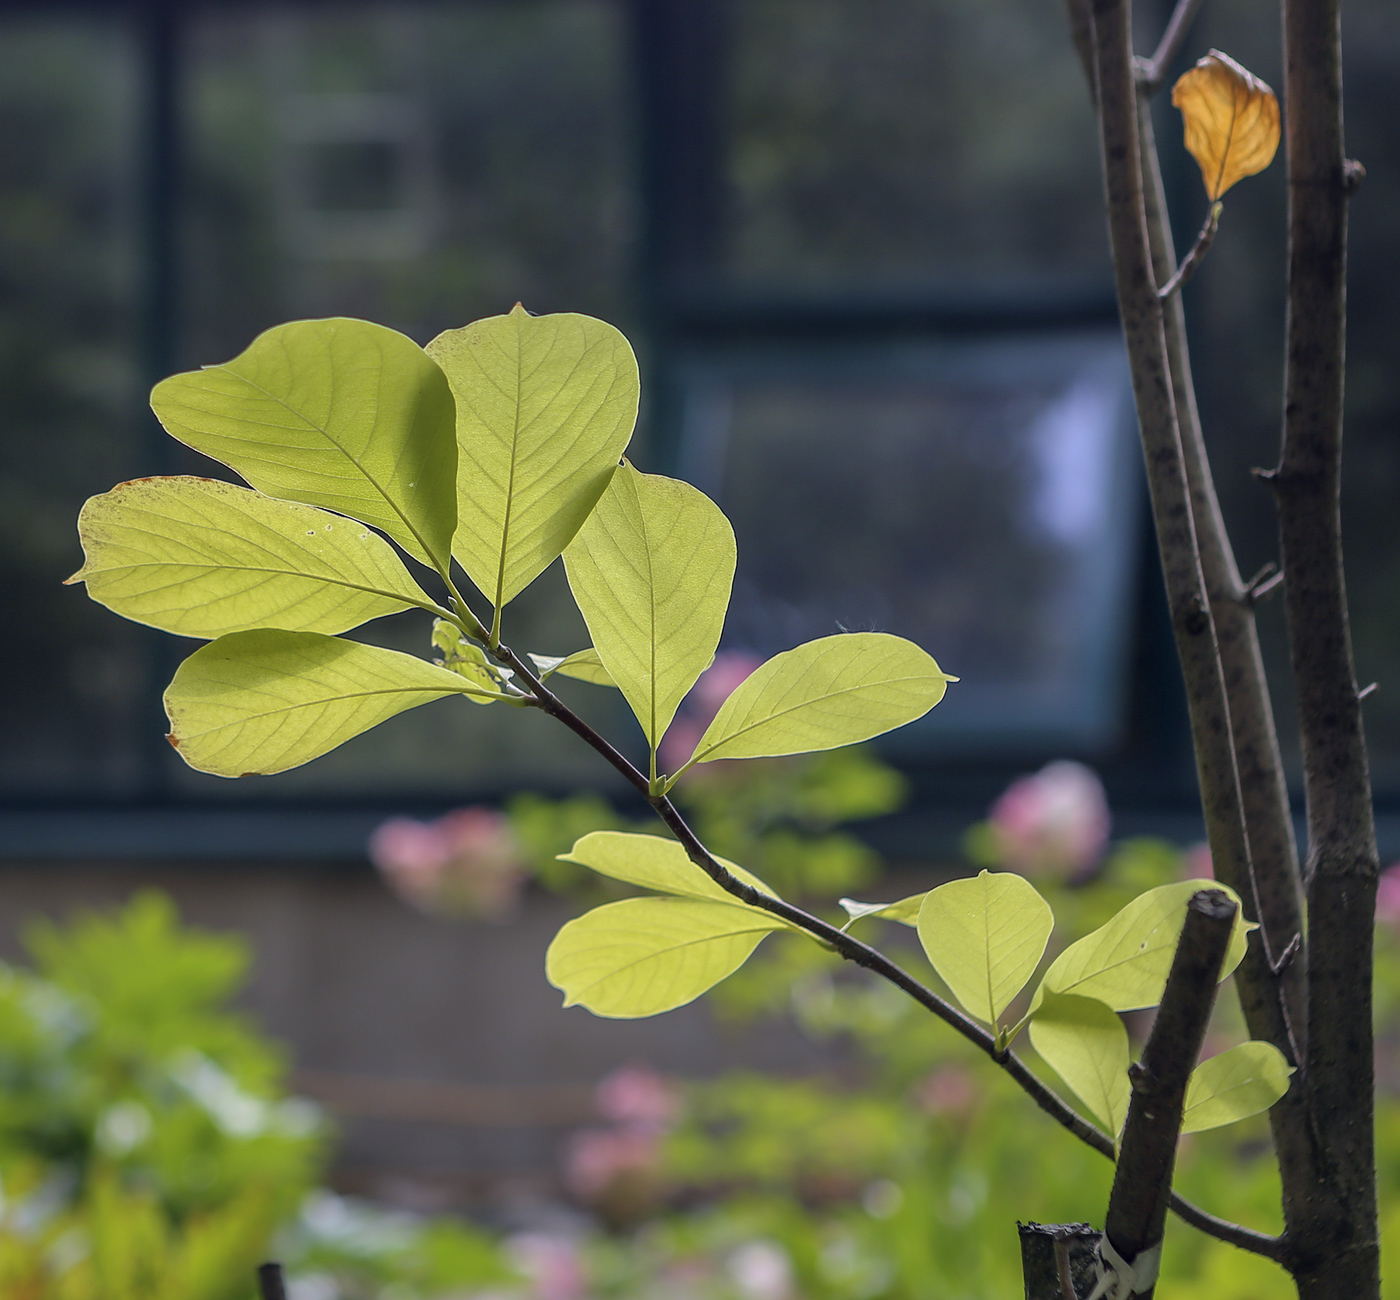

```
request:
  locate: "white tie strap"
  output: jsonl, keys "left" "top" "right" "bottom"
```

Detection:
{"left": 1085, "top": 1235, "right": 1162, "bottom": 1300}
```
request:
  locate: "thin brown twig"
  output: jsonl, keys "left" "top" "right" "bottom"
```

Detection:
{"left": 1157, "top": 202, "right": 1221, "bottom": 299}
{"left": 1067, "top": 0, "right": 1308, "bottom": 1055}
{"left": 1088, "top": 0, "right": 1281, "bottom": 1014}
{"left": 1136, "top": 0, "right": 1206, "bottom": 92}
{"left": 1062, "top": 0, "right": 1097, "bottom": 95}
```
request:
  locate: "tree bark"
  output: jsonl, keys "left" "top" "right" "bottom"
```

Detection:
{"left": 1102, "top": 890, "right": 1236, "bottom": 1300}
{"left": 1019, "top": 1223, "right": 1099, "bottom": 1299}
{"left": 1274, "top": 0, "right": 1379, "bottom": 1292}
{"left": 1088, "top": 0, "right": 1287, "bottom": 1148}
{"left": 1020, "top": 893, "right": 1238, "bottom": 1300}
{"left": 1135, "top": 93, "right": 1320, "bottom": 1232}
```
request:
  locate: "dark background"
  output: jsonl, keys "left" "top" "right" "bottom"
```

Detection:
{"left": 0, "top": 0, "right": 1396, "bottom": 860}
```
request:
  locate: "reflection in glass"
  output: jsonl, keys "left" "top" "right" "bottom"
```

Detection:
{"left": 679, "top": 335, "right": 1140, "bottom": 752}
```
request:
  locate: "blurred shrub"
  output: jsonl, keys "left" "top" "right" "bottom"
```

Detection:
{"left": 565, "top": 834, "right": 1298, "bottom": 1300}
{"left": 509, "top": 753, "right": 1309, "bottom": 1299}
{"left": 0, "top": 893, "right": 512, "bottom": 1300}
{"left": 365, "top": 747, "right": 1400, "bottom": 1300}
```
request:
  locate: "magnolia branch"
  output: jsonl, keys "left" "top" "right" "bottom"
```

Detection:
{"left": 483, "top": 636, "right": 1282, "bottom": 1261}
{"left": 1135, "top": 0, "right": 1205, "bottom": 92}
{"left": 1157, "top": 201, "right": 1221, "bottom": 300}
{"left": 1102, "top": 890, "right": 1236, "bottom": 1273}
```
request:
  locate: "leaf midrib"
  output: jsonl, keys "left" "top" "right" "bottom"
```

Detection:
{"left": 177, "top": 679, "right": 501, "bottom": 739}
{"left": 491, "top": 329, "right": 525, "bottom": 613}
{"left": 573, "top": 916, "right": 785, "bottom": 993}
{"left": 1052, "top": 923, "right": 1176, "bottom": 996}
{"left": 208, "top": 359, "right": 445, "bottom": 569}
{"left": 694, "top": 667, "right": 936, "bottom": 763}
{"left": 88, "top": 560, "right": 431, "bottom": 614}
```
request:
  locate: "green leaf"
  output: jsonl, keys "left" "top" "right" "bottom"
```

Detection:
{"left": 546, "top": 897, "right": 788, "bottom": 1018}
{"left": 1032, "top": 882, "right": 1251, "bottom": 1014}
{"left": 1181, "top": 1042, "right": 1294, "bottom": 1134}
{"left": 151, "top": 318, "right": 457, "bottom": 571}
{"left": 165, "top": 629, "right": 498, "bottom": 776}
{"left": 432, "top": 619, "right": 517, "bottom": 706}
{"left": 69, "top": 476, "right": 437, "bottom": 638}
{"left": 1028, "top": 992, "right": 1131, "bottom": 1136}
{"left": 679, "top": 633, "right": 954, "bottom": 770}
{"left": 563, "top": 461, "right": 735, "bottom": 754}
{"left": 560, "top": 831, "right": 778, "bottom": 902}
{"left": 917, "top": 871, "right": 1053, "bottom": 1025}
{"left": 528, "top": 648, "right": 616, "bottom": 687}
{"left": 426, "top": 306, "right": 638, "bottom": 611}
{"left": 838, "top": 894, "right": 927, "bottom": 927}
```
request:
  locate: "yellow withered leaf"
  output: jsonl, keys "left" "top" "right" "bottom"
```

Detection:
{"left": 1172, "top": 50, "right": 1280, "bottom": 201}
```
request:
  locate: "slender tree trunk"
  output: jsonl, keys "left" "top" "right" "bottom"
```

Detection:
{"left": 1082, "top": 0, "right": 1381, "bottom": 1291}
{"left": 1135, "top": 94, "right": 1324, "bottom": 1247}
{"left": 1087, "top": 0, "right": 1290, "bottom": 1143}
{"left": 1272, "top": 0, "right": 1379, "bottom": 1293}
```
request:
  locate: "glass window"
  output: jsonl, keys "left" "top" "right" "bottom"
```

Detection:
{"left": 677, "top": 333, "right": 1141, "bottom": 754}
{"left": 9, "top": 0, "right": 1395, "bottom": 837}
{"left": 0, "top": 16, "right": 148, "bottom": 800}
{"left": 163, "top": 0, "right": 637, "bottom": 802}
{"left": 722, "top": 0, "right": 1108, "bottom": 289}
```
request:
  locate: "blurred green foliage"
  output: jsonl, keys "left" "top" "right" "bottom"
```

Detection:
{"left": 589, "top": 912, "right": 1400, "bottom": 1300}
{"left": 513, "top": 750, "right": 1400, "bottom": 1300}
{"left": 0, "top": 892, "right": 320, "bottom": 1298}
{"left": 510, "top": 747, "right": 901, "bottom": 905}
{"left": 0, "top": 892, "right": 511, "bottom": 1300}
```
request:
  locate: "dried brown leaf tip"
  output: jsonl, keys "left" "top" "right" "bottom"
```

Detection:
{"left": 1172, "top": 50, "right": 1280, "bottom": 201}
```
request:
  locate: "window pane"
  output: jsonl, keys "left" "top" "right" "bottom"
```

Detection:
{"left": 184, "top": 0, "right": 633, "bottom": 360}
{"left": 159, "top": 0, "right": 636, "bottom": 800}
{"left": 679, "top": 334, "right": 1140, "bottom": 752}
{"left": 0, "top": 17, "right": 148, "bottom": 799}
{"left": 724, "top": 0, "right": 1108, "bottom": 288}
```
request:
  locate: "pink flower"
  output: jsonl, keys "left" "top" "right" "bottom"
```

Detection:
{"left": 507, "top": 1233, "right": 586, "bottom": 1300}
{"left": 1376, "top": 864, "right": 1400, "bottom": 926}
{"left": 1182, "top": 842, "right": 1214, "bottom": 880}
{"left": 368, "top": 807, "right": 527, "bottom": 920}
{"left": 693, "top": 652, "right": 764, "bottom": 715}
{"left": 986, "top": 760, "right": 1110, "bottom": 879}
{"left": 657, "top": 717, "right": 706, "bottom": 776}
{"left": 913, "top": 1065, "right": 976, "bottom": 1116}
{"left": 563, "top": 1065, "right": 679, "bottom": 1205}
{"left": 564, "top": 1126, "right": 662, "bottom": 1199}
{"left": 595, "top": 1064, "right": 680, "bottom": 1130}
{"left": 728, "top": 1241, "right": 794, "bottom": 1300}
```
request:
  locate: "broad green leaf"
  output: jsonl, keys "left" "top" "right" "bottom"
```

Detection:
{"left": 1029, "top": 992, "right": 1130, "bottom": 1136}
{"left": 165, "top": 629, "right": 499, "bottom": 776}
{"left": 680, "top": 633, "right": 954, "bottom": 769}
{"left": 432, "top": 619, "right": 516, "bottom": 706}
{"left": 426, "top": 306, "right": 638, "bottom": 609}
{"left": 151, "top": 318, "right": 456, "bottom": 570}
{"left": 560, "top": 831, "right": 778, "bottom": 902}
{"left": 1032, "top": 882, "right": 1250, "bottom": 1014}
{"left": 563, "top": 462, "right": 735, "bottom": 752}
{"left": 838, "top": 894, "right": 927, "bottom": 927}
{"left": 917, "top": 871, "right": 1053, "bottom": 1025}
{"left": 546, "top": 897, "right": 788, "bottom": 1018}
{"left": 69, "top": 476, "right": 436, "bottom": 638}
{"left": 528, "top": 648, "right": 617, "bottom": 687}
{"left": 1181, "top": 1042, "right": 1294, "bottom": 1134}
